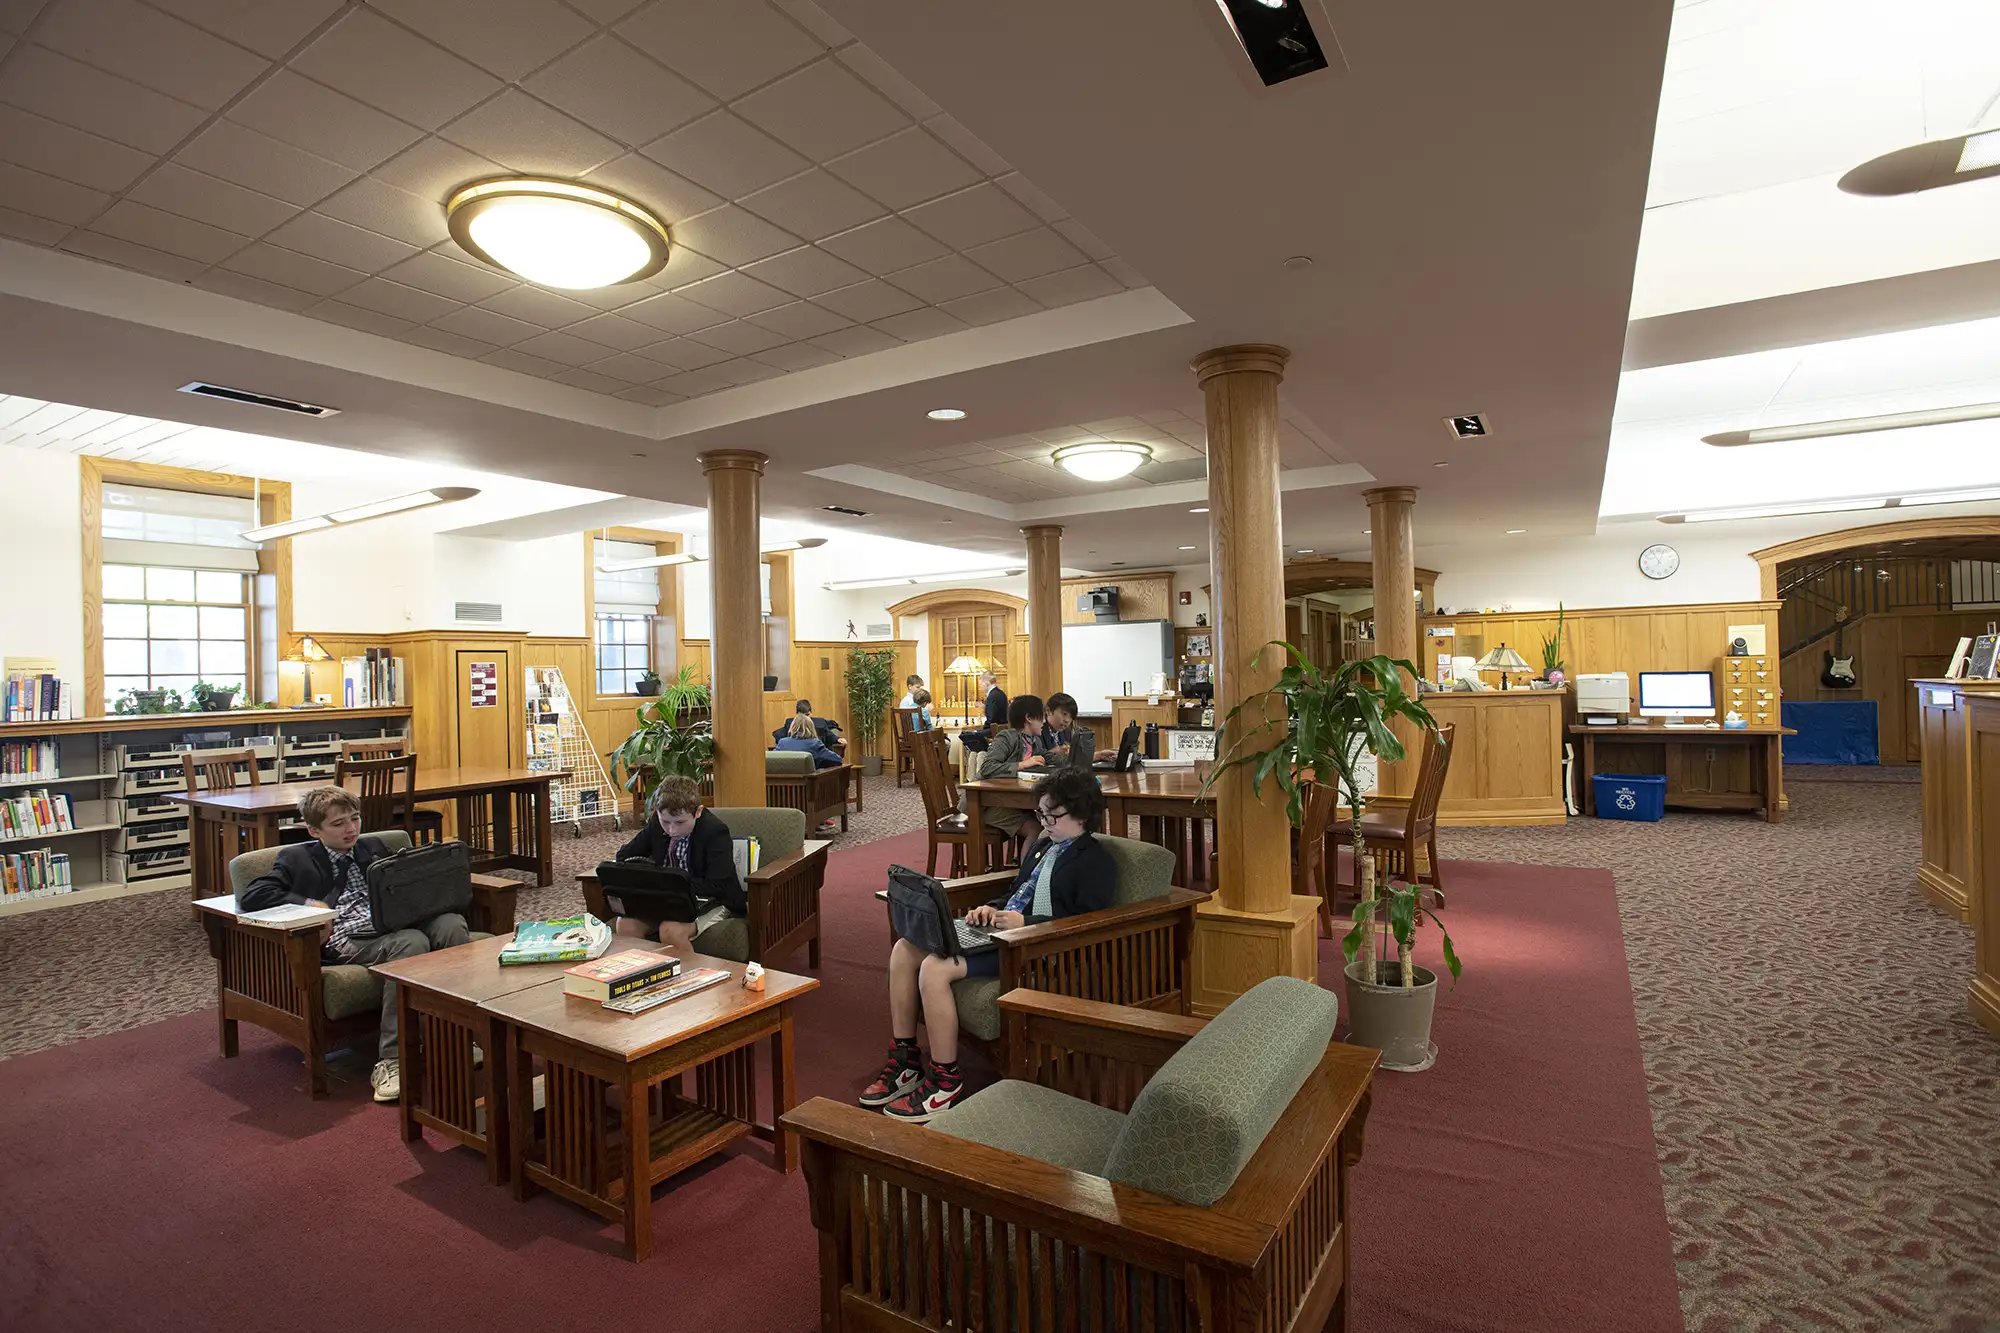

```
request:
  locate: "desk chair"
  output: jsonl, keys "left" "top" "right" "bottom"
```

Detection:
{"left": 912, "top": 731, "right": 1007, "bottom": 877}
{"left": 891, "top": 707, "right": 921, "bottom": 787}
{"left": 181, "top": 747, "right": 260, "bottom": 796}
{"left": 336, "top": 752, "right": 418, "bottom": 839}
{"left": 338, "top": 740, "right": 443, "bottom": 843}
{"left": 1328, "top": 722, "right": 1454, "bottom": 910}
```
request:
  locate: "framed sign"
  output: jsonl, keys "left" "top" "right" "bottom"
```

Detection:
{"left": 469, "top": 659, "right": 498, "bottom": 707}
{"left": 1165, "top": 727, "right": 1217, "bottom": 762}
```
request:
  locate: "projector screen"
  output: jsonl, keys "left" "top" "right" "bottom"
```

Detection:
{"left": 1060, "top": 620, "right": 1175, "bottom": 715}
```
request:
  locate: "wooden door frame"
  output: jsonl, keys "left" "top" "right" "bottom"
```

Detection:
{"left": 1753, "top": 515, "right": 2000, "bottom": 600}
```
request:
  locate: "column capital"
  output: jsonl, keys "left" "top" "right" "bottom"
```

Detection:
{"left": 1020, "top": 523, "right": 1064, "bottom": 538}
{"left": 1363, "top": 485, "right": 1420, "bottom": 509}
{"left": 1191, "top": 344, "right": 1290, "bottom": 385}
{"left": 698, "top": 449, "right": 768, "bottom": 475}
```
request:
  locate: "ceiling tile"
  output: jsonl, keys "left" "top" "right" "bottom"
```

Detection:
{"left": 370, "top": 0, "right": 593, "bottom": 82}
{"left": 338, "top": 276, "right": 462, "bottom": 323}
{"left": 380, "top": 248, "right": 516, "bottom": 302}
{"left": 835, "top": 43, "right": 943, "bottom": 121}
{"left": 479, "top": 285, "right": 596, "bottom": 327}
{"left": 965, "top": 227, "right": 1086, "bottom": 283}
{"left": 398, "top": 324, "right": 498, "bottom": 357}
{"left": 614, "top": 385, "right": 684, "bottom": 406}
{"left": 90, "top": 199, "right": 249, "bottom": 263}
{"left": 883, "top": 253, "right": 1000, "bottom": 304}
{"left": 1099, "top": 256, "right": 1146, "bottom": 288}
{"left": 221, "top": 242, "right": 367, "bottom": 296}
{"left": 315, "top": 177, "right": 449, "bottom": 248}
{"left": 738, "top": 169, "right": 884, "bottom": 241}
{"left": 0, "top": 45, "right": 207, "bottom": 155}
{"left": 709, "top": 357, "right": 784, "bottom": 386}
{"left": 581, "top": 154, "right": 722, "bottom": 225}
{"left": 872, "top": 306, "right": 967, "bottom": 342}
{"left": 741, "top": 245, "right": 868, "bottom": 298}
{"left": 621, "top": 291, "right": 729, "bottom": 334}
{"left": 675, "top": 270, "right": 791, "bottom": 317}
{"left": 684, "top": 319, "right": 787, "bottom": 355}
{"left": 372, "top": 137, "right": 507, "bottom": 200}
{"left": 1017, "top": 263, "right": 1123, "bottom": 308}
{"left": 552, "top": 275, "right": 659, "bottom": 312}
{"left": 229, "top": 71, "right": 424, "bottom": 172}
{"left": 59, "top": 231, "right": 206, "bottom": 281}
{"left": 192, "top": 268, "right": 320, "bottom": 312}
{"left": 670, "top": 205, "right": 799, "bottom": 267}
{"left": 734, "top": 57, "right": 908, "bottom": 161}
{"left": 818, "top": 214, "right": 946, "bottom": 275}
{"left": 993, "top": 172, "right": 1070, "bottom": 225}
{"left": 752, "top": 341, "right": 840, "bottom": 372}
{"left": 524, "top": 35, "right": 714, "bottom": 149}
{"left": 923, "top": 112, "right": 1010, "bottom": 176}
{"left": 814, "top": 278, "right": 920, "bottom": 323}
{"left": 309, "top": 300, "right": 415, "bottom": 337}
{"left": 641, "top": 112, "right": 808, "bottom": 200}
{"left": 0, "top": 160, "right": 110, "bottom": 226}
{"left": 903, "top": 182, "right": 1037, "bottom": 250}
{"left": 617, "top": 0, "right": 825, "bottom": 101}
{"left": 0, "top": 104, "right": 153, "bottom": 192}
{"left": 441, "top": 88, "right": 623, "bottom": 177}
{"left": 480, "top": 346, "right": 566, "bottom": 378}
{"left": 36, "top": 0, "right": 267, "bottom": 110}
{"left": 1052, "top": 218, "right": 1117, "bottom": 263}
{"left": 743, "top": 299, "right": 848, "bottom": 339}
{"left": 554, "top": 367, "right": 629, "bottom": 393}
{"left": 653, "top": 245, "right": 727, "bottom": 289}
{"left": 509, "top": 330, "right": 611, "bottom": 366}
{"left": 651, "top": 338, "right": 730, "bottom": 370}
{"left": 825, "top": 127, "right": 980, "bottom": 211}
{"left": 565, "top": 0, "right": 646, "bottom": 22}
{"left": 939, "top": 286, "right": 1040, "bottom": 325}
{"left": 431, "top": 304, "right": 540, "bottom": 346}
{"left": 177, "top": 119, "right": 357, "bottom": 205}
{"left": 291, "top": 8, "right": 501, "bottom": 131}
{"left": 586, "top": 352, "right": 673, "bottom": 383}
{"left": 266, "top": 211, "right": 416, "bottom": 272}
{"left": 126, "top": 164, "right": 298, "bottom": 236}
{"left": 770, "top": 0, "right": 851, "bottom": 48}
{"left": 147, "top": 0, "right": 344, "bottom": 59}
{"left": 654, "top": 368, "right": 727, "bottom": 396}
{"left": 566, "top": 313, "right": 659, "bottom": 351}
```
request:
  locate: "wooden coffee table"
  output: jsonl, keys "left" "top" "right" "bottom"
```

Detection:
{"left": 482, "top": 954, "right": 817, "bottom": 1260}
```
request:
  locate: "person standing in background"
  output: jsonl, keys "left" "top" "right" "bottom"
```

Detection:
{"left": 981, "top": 671, "right": 1007, "bottom": 729}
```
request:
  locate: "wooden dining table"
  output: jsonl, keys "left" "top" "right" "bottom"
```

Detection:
{"left": 171, "top": 766, "right": 564, "bottom": 903}
{"left": 959, "top": 765, "right": 1216, "bottom": 883}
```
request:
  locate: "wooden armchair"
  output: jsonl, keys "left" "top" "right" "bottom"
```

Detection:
{"left": 891, "top": 707, "right": 921, "bottom": 787}
{"left": 786, "top": 982, "right": 1376, "bottom": 1333}
{"left": 579, "top": 806, "right": 830, "bottom": 968}
{"left": 196, "top": 829, "right": 518, "bottom": 1098}
{"left": 1329, "top": 722, "right": 1454, "bottom": 907}
{"left": 765, "top": 749, "right": 853, "bottom": 833}
{"left": 338, "top": 740, "right": 444, "bottom": 842}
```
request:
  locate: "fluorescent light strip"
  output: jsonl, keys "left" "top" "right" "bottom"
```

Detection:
{"left": 1664, "top": 498, "right": 1886, "bottom": 523}
{"left": 243, "top": 486, "right": 479, "bottom": 542}
{"left": 239, "top": 514, "right": 334, "bottom": 541}
{"left": 596, "top": 552, "right": 703, "bottom": 573}
{"left": 1960, "top": 129, "right": 2000, "bottom": 173}
{"left": 1702, "top": 401, "right": 2000, "bottom": 447}
{"left": 824, "top": 567, "right": 1024, "bottom": 591}
{"left": 759, "top": 537, "right": 827, "bottom": 553}
{"left": 1899, "top": 486, "right": 2000, "bottom": 506}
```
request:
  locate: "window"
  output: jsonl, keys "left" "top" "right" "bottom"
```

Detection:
{"left": 102, "top": 565, "right": 250, "bottom": 709}
{"left": 595, "top": 612, "right": 652, "bottom": 695}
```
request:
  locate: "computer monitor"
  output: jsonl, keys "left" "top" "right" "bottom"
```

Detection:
{"left": 1637, "top": 671, "right": 1715, "bottom": 720}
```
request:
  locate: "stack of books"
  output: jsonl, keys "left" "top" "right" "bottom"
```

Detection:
{"left": 498, "top": 913, "right": 614, "bottom": 964}
{"left": 0, "top": 790, "right": 75, "bottom": 838}
{"left": 2, "top": 672, "right": 73, "bottom": 723}
{"left": 2, "top": 849, "right": 73, "bottom": 898}
{"left": 564, "top": 950, "right": 732, "bottom": 1015}
{"left": 1, "top": 740, "right": 61, "bottom": 779}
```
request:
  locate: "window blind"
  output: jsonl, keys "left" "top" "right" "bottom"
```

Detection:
{"left": 594, "top": 539, "right": 662, "bottom": 612}
{"left": 102, "top": 484, "right": 260, "bottom": 572}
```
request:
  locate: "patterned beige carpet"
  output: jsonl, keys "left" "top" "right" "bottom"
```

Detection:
{"left": 0, "top": 768, "right": 1994, "bottom": 1332}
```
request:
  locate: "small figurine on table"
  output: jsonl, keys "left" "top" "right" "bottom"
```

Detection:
{"left": 743, "top": 961, "right": 766, "bottom": 992}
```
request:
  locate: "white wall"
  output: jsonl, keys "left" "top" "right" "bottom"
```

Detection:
{"left": 0, "top": 447, "right": 84, "bottom": 686}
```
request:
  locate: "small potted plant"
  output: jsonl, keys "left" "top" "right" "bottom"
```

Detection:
{"left": 844, "top": 646, "right": 896, "bottom": 777}
{"left": 1538, "top": 602, "right": 1567, "bottom": 687}
{"left": 115, "top": 686, "right": 186, "bottom": 715}
{"left": 611, "top": 699, "right": 714, "bottom": 813}
{"left": 190, "top": 679, "right": 239, "bottom": 712}
{"left": 633, "top": 666, "right": 662, "bottom": 697}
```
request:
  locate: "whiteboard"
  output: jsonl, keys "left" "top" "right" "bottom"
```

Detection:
{"left": 1060, "top": 620, "right": 1175, "bottom": 715}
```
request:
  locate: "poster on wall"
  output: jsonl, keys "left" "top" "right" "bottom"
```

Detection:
{"left": 469, "top": 660, "right": 498, "bottom": 708}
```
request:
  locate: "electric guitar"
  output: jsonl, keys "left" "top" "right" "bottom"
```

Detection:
{"left": 1821, "top": 608, "right": 1857, "bottom": 687}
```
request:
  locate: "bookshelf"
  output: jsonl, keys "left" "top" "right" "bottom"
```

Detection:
{"left": 0, "top": 706, "right": 410, "bottom": 916}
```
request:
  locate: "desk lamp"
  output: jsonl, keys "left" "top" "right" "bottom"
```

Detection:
{"left": 1475, "top": 643, "right": 1532, "bottom": 691}
{"left": 944, "top": 654, "right": 985, "bottom": 723}
{"left": 291, "top": 635, "right": 333, "bottom": 707}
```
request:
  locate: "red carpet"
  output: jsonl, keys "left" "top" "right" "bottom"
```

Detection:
{"left": 0, "top": 833, "right": 1680, "bottom": 1333}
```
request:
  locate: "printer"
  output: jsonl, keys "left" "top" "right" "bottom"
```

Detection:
{"left": 1575, "top": 672, "right": 1629, "bottom": 724}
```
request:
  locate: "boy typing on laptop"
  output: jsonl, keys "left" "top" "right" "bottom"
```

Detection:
{"left": 607, "top": 777, "right": 746, "bottom": 953}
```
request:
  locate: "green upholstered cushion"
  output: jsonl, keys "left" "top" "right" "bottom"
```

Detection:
{"left": 227, "top": 828, "right": 413, "bottom": 895}
{"left": 1097, "top": 835, "right": 1174, "bottom": 905}
{"left": 691, "top": 914, "right": 749, "bottom": 962}
{"left": 709, "top": 806, "right": 806, "bottom": 861}
{"left": 764, "top": 750, "right": 816, "bottom": 775}
{"left": 950, "top": 976, "right": 1004, "bottom": 1040}
{"left": 929, "top": 1079, "right": 1129, "bottom": 1177}
{"left": 321, "top": 965, "right": 381, "bottom": 1020}
{"left": 1102, "top": 976, "right": 1337, "bottom": 1206}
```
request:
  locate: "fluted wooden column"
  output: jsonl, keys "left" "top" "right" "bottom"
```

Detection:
{"left": 1366, "top": 486, "right": 1420, "bottom": 796}
{"left": 1189, "top": 344, "right": 1317, "bottom": 1010}
{"left": 701, "top": 449, "right": 767, "bottom": 808}
{"left": 1023, "top": 524, "right": 1063, "bottom": 698}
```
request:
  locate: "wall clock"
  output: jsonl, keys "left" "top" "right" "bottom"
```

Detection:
{"left": 1638, "top": 543, "right": 1680, "bottom": 580}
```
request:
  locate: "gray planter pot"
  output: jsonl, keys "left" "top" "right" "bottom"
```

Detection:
{"left": 1343, "top": 961, "right": 1439, "bottom": 1072}
{"left": 860, "top": 754, "right": 884, "bottom": 777}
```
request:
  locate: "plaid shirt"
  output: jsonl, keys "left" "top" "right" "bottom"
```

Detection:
{"left": 325, "top": 849, "right": 374, "bottom": 953}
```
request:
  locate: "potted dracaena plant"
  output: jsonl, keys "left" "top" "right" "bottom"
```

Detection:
{"left": 1538, "top": 602, "right": 1567, "bottom": 686}
{"left": 844, "top": 646, "right": 897, "bottom": 777}
{"left": 611, "top": 665, "right": 714, "bottom": 811}
{"left": 1207, "top": 643, "right": 1460, "bottom": 1071}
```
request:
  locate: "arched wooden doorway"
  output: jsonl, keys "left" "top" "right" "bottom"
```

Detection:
{"left": 1269, "top": 559, "right": 1440, "bottom": 669}
{"left": 886, "top": 588, "right": 1028, "bottom": 724}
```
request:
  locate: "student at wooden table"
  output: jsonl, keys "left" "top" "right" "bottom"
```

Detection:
{"left": 898, "top": 674, "right": 926, "bottom": 709}
{"left": 909, "top": 687, "right": 936, "bottom": 732}
{"left": 1041, "top": 692, "right": 1111, "bottom": 769}
{"left": 608, "top": 777, "right": 747, "bottom": 952}
{"left": 971, "top": 693, "right": 1047, "bottom": 837}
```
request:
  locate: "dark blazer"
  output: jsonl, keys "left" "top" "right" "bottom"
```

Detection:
{"left": 240, "top": 835, "right": 395, "bottom": 913}
{"left": 1041, "top": 722, "right": 1097, "bottom": 771}
{"left": 990, "top": 832, "right": 1116, "bottom": 925}
{"left": 615, "top": 808, "right": 746, "bottom": 916}
{"left": 772, "top": 716, "right": 841, "bottom": 746}
{"left": 773, "top": 734, "right": 843, "bottom": 769}
{"left": 983, "top": 685, "right": 1008, "bottom": 728}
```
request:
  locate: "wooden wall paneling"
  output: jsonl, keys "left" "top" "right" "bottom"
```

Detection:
{"left": 1059, "top": 571, "right": 1174, "bottom": 625}
{"left": 1779, "top": 609, "right": 2000, "bottom": 764}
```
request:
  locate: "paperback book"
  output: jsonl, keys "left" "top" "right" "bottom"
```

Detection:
{"left": 498, "top": 913, "right": 614, "bottom": 965}
{"left": 600, "top": 967, "right": 731, "bottom": 1014}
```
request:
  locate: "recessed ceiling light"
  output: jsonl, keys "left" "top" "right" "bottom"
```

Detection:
{"left": 1433, "top": 461, "right": 1449, "bottom": 468}
{"left": 1297, "top": 548, "right": 1315, "bottom": 554}
{"left": 1052, "top": 441, "right": 1153, "bottom": 481}
{"left": 1178, "top": 544, "right": 1197, "bottom": 550}
{"left": 926, "top": 408, "right": 967, "bottom": 421}
{"left": 1505, "top": 529, "right": 1526, "bottom": 535}
{"left": 1189, "top": 506, "right": 1209, "bottom": 514}
{"left": 1282, "top": 254, "right": 1313, "bottom": 269}
{"left": 446, "top": 178, "right": 668, "bottom": 289}
{"left": 1255, "top": 0, "right": 1286, "bottom": 7}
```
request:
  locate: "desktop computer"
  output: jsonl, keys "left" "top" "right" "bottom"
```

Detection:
{"left": 1638, "top": 671, "right": 1717, "bottom": 727}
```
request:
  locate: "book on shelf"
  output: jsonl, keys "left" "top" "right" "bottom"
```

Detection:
{"left": 2, "top": 670, "right": 76, "bottom": 723}
{"left": 562, "top": 949, "right": 682, "bottom": 1003}
{"left": 2, "top": 849, "right": 73, "bottom": 898}
{"left": 340, "top": 649, "right": 408, "bottom": 709}
{"left": 2, "top": 740, "right": 61, "bottom": 779}
{"left": 600, "top": 966, "right": 731, "bottom": 1014}
{"left": 498, "top": 913, "right": 613, "bottom": 965}
{"left": 0, "top": 790, "right": 75, "bottom": 838}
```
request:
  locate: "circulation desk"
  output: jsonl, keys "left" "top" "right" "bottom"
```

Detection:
{"left": 1569, "top": 722, "right": 1792, "bottom": 822}
{"left": 1961, "top": 694, "right": 2000, "bottom": 1037}
{"left": 1911, "top": 678, "right": 2000, "bottom": 922}
{"left": 1417, "top": 688, "right": 1568, "bottom": 826}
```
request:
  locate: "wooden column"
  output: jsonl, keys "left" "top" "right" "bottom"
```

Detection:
{"left": 701, "top": 449, "right": 767, "bottom": 809}
{"left": 1189, "top": 344, "right": 1317, "bottom": 1012}
{"left": 1023, "top": 524, "right": 1063, "bottom": 698}
{"left": 1366, "top": 486, "right": 1420, "bottom": 796}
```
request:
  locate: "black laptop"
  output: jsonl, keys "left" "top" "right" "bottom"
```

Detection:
{"left": 1092, "top": 721, "right": 1141, "bottom": 772}
{"left": 885, "top": 864, "right": 1000, "bottom": 957}
{"left": 594, "top": 860, "right": 702, "bottom": 924}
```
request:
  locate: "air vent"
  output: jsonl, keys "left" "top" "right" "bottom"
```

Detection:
{"left": 1445, "top": 413, "right": 1489, "bottom": 440}
{"left": 1215, "top": 0, "right": 1332, "bottom": 87}
{"left": 178, "top": 381, "right": 339, "bottom": 417}
{"left": 866, "top": 622, "right": 891, "bottom": 636}
{"left": 821, "top": 504, "right": 869, "bottom": 517}
{"left": 454, "top": 601, "right": 502, "bottom": 623}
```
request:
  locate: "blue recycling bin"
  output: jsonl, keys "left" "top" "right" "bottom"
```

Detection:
{"left": 1593, "top": 772, "right": 1666, "bottom": 821}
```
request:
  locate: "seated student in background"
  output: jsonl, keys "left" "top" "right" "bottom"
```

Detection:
{"left": 242, "top": 786, "right": 469, "bottom": 1104}
{"left": 1041, "top": 692, "right": 1111, "bottom": 769}
{"left": 898, "top": 674, "right": 926, "bottom": 709}
{"left": 863, "top": 768, "right": 1114, "bottom": 1121}
{"left": 610, "top": 776, "right": 747, "bottom": 952}
{"left": 775, "top": 713, "right": 844, "bottom": 769}
{"left": 772, "top": 697, "right": 842, "bottom": 748}
{"left": 981, "top": 671, "right": 1008, "bottom": 729}
{"left": 909, "top": 687, "right": 936, "bottom": 732}
{"left": 972, "top": 694, "right": 1047, "bottom": 838}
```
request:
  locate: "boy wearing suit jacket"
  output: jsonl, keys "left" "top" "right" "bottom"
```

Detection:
{"left": 610, "top": 776, "right": 746, "bottom": 953}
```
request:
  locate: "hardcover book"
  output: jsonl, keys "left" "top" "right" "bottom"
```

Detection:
{"left": 563, "top": 949, "right": 682, "bottom": 1003}
{"left": 498, "top": 913, "right": 613, "bottom": 965}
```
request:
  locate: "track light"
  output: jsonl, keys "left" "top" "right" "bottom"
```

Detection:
{"left": 243, "top": 486, "right": 478, "bottom": 542}
{"left": 1703, "top": 401, "right": 2000, "bottom": 447}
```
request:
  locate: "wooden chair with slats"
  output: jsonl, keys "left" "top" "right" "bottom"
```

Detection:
{"left": 335, "top": 752, "right": 418, "bottom": 840}
{"left": 912, "top": 728, "right": 1007, "bottom": 876}
{"left": 1328, "top": 722, "right": 1455, "bottom": 910}
{"left": 891, "top": 707, "right": 921, "bottom": 787}
{"left": 336, "top": 740, "right": 443, "bottom": 842}
{"left": 181, "top": 747, "right": 260, "bottom": 798}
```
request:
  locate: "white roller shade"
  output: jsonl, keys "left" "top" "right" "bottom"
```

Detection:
{"left": 594, "top": 539, "right": 661, "bottom": 612}
{"left": 103, "top": 538, "right": 259, "bottom": 573}
{"left": 102, "top": 483, "right": 257, "bottom": 548}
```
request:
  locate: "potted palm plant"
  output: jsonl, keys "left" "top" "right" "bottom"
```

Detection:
{"left": 1208, "top": 643, "right": 1459, "bottom": 1070}
{"left": 844, "top": 646, "right": 896, "bottom": 776}
{"left": 611, "top": 694, "right": 714, "bottom": 813}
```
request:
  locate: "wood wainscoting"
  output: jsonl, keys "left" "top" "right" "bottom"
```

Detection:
{"left": 1422, "top": 600, "right": 1781, "bottom": 688}
{"left": 1781, "top": 610, "right": 2000, "bottom": 765}
{"left": 1060, "top": 569, "right": 1175, "bottom": 625}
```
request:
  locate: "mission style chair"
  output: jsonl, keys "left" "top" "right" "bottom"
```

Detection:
{"left": 912, "top": 730, "right": 1008, "bottom": 877}
{"left": 1327, "top": 722, "right": 1455, "bottom": 911}
{"left": 338, "top": 740, "right": 445, "bottom": 843}
{"left": 765, "top": 748, "right": 853, "bottom": 834}
{"left": 180, "top": 746, "right": 260, "bottom": 796}
{"left": 578, "top": 806, "right": 830, "bottom": 968}
{"left": 196, "top": 829, "right": 518, "bottom": 1098}
{"left": 891, "top": 707, "right": 923, "bottom": 787}
{"left": 785, "top": 979, "right": 1377, "bottom": 1333}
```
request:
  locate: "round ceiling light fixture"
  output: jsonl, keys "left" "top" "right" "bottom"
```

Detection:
{"left": 1052, "top": 441, "right": 1153, "bottom": 481}
{"left": 446, "top": 177, "right": 669, "bottom": 289}
{"left": 926, "top": 408, "right": 967, "bottom": 421}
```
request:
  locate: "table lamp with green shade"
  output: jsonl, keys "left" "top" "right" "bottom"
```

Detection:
{"left": 944, "top": 654, "right": 985, "bottom": 723}
{"left": 1474, "top": 643, "right": 1533, "bottom": 691}
{"left": 290, "top": 635, "right": 333, "bottom": 708}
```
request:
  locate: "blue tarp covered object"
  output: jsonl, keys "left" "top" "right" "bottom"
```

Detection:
{"left": 1782, "top": 700, "right": 1878, "bottom": 765}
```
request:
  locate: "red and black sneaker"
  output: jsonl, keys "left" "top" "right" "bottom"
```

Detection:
{"left": 883, "top": 1066, "right": 966, "bottom": 1123}
{"left": 858, "top": 1046, "right": 923, "bottom": 1109}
